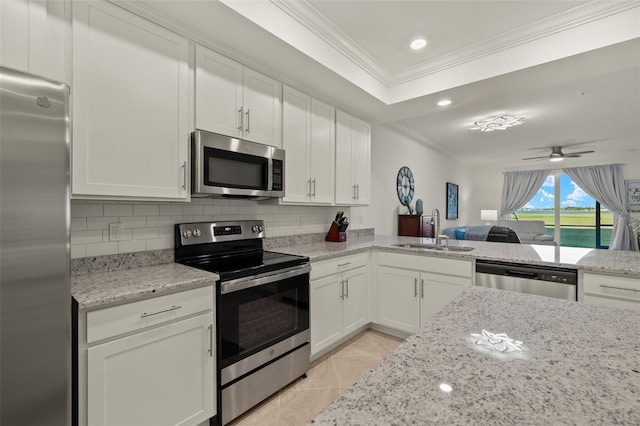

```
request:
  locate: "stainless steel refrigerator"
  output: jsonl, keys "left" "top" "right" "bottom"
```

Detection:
{"left": 1, "top": 66, "right": 71, "bottom": 425}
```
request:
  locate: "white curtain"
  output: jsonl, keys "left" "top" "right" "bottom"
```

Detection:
{"left": 564, "top": 164, "right": 632, "bottom": 251}
{"left": 500, "top": 169, "right": 550, "bottom": 219}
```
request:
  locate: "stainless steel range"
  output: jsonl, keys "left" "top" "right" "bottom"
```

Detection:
{"left": 174, "top": 220, "right": 310, "bottom": 425}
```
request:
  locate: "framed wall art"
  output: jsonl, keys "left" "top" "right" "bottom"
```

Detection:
{"left": 626, "top": 180, "right": 640, "bottom": 212}
{"left": 446, "top": 182, "right": 458, "bottom": 220}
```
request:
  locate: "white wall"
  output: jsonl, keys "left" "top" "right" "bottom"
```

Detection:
{"left": 363, "top": 124, "right": 472, "bottom": 235}
{"left": 467, "top": 164, "right": 504, "bottom": 225}
{"left": 467, "top": 154, "right": 640, "bottom": 223}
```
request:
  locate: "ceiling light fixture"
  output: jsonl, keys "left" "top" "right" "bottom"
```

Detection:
{"left": 410, "top": 38, "right": 427, "bottom": 50}
{"left": 437, "top": 99, "right": 452, "bottom": 107}
{"left": 469, "top": 115, "right": 525, "bottom": 132}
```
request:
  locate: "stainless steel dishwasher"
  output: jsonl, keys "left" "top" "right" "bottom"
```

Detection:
{"left": 475, "top": 260, "right": 577, "bottom": 301}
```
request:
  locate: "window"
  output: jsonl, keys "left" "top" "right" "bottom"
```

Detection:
{"left": 516, "top": 172, "right": 612, "bottom": 249}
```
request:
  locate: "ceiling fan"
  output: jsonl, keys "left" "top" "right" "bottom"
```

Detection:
{"left": 522, "top": 146, "right": 595, "bottom": 162}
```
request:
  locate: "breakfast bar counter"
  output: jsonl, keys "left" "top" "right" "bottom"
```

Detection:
{"left": 275, "top": 234, "right": 640, "bottom": 277}
{"left": 311, "top": 286, "right": 640, "bottom": 425}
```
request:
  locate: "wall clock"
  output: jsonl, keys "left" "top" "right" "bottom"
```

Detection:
{"left": 396, "top": 166, "right": 415, "bottom": 208}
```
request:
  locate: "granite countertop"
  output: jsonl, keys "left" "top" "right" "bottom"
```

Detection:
{"left": 312, "top": 286, "right": 640, "bottom": 425}
{"left": 275, "top": 235, "right": 640, "bottom": 277}
{"left": 72, "top": 263, "right": 219, "bottom": 311}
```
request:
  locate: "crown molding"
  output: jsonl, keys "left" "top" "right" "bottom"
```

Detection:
{"left": 390, "top": 0, "right": 640, "bottom": 86}
{"left": 271, "top": 0, "right": 640, "bottom": 89}
{"left": 269, "top": 0, "right": 390, "bottom": 84}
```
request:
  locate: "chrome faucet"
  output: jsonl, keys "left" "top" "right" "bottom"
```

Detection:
{"left": 431, "top": 207, "right": 440, "bottom": 244}
{"left": 431, "top": 207, "right": 448, "bottom": 246}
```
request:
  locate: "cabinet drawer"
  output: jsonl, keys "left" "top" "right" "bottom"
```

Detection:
{"left": 583, "top": 294, "right": 640, "bottom": 310}
{"left": 311, "top": 252, "right": 368, "bottom": 280}
{"left": 583, "top": 273, "right": 640, "bottom": 302}
{"left": 87, "top": 285, "right": 214, "bottom": 343}
{"left": 378, "top": 252, "right": 472, "bottom": 278}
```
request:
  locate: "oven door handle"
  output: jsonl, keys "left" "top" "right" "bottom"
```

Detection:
{"left": 221, "top": 264, "right": 311, "bottom": 294}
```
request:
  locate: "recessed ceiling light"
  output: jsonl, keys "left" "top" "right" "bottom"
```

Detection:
{"left": 410, "top": 38, "right": 427, "bottom": 50}
{"left": 437, "top": 99, "right": 452, "bottom": 107}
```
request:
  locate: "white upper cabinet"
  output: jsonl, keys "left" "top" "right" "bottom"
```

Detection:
{"left": 282, "top": 85, "right": 335, "bottom": 204}
{"left": 195, "top": 45, "right": 282, "bottom": 147}
{"left": 0, "top": 0, "right": 70, "bottom": 83}
{"left": 72, "top": 0, "right": 190, "bottom": 200}
{"left": 335, "top": 110, "right": 371, "bottom": 205}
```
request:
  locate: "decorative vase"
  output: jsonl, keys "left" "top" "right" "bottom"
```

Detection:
{"left": 415, "top": 199, "right": 424, "bottom": 215}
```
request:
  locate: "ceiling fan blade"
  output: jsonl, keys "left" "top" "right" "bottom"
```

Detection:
{"left": 564, "top": 150, "right": 595, "bottom": 157}
{"left": 522, "top": 155, "right": 551, "bottom": 160}
{"left": 562, "top": 138, "right": 612, "bottom": 148}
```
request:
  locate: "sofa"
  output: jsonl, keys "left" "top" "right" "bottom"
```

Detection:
{"left": 497, "top": 220, "right": 556, "bottom": 245}
{"left": 442, "top": 225, "right": 520, "bottom": 243}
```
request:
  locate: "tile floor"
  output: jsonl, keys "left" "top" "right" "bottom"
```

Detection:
{"left": 228, "top": 329, "right": 404, "bottom": 426}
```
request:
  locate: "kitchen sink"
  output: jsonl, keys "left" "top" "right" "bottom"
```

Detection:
{"left": 392, "top": 243, "right": 474, "bottom": 252}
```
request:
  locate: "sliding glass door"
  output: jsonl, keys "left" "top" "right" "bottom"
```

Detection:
{"left": 515, "top": 172, "right": 612, "bottom": 248}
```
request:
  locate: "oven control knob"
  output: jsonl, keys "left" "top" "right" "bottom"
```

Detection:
{"left": 252, "top": 225, "right": 259, "bottom": 233}
{"left": 182, "top": 230, "right": 192, "bottom": 239}
{"left": 258, "top": 225, "right": 264, "bottom": 232}
{"left": 193, "top": 229, "right": 202, "bottom": 237}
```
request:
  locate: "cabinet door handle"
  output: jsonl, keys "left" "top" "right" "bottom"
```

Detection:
{"left": 181, "top": 161, "right": 187, "bottom": 190}
{"left": 312, "top": 178, "right": 316, "bottom": 197}
{"left": 141, "top": 305, "right": 181, "bottom": 318}
{"left": 353, "top": 184, "right": 357, "bottom": 199}
{"left": 414, "top": 278, "right": 418, "bottom": 298}
{"left": 246, "top": 109, "right": 250, "bottom": 133}
{"left": 208, "top": 324, "right": 213, "bottom": 357}
{"left": 599, "top": 284, "right": 640, "bottom": 292}
{"left": 345, "top": 279, "right": 349, "bottom": 299}
{"left": 421, "top": 279, "right": 424, "bottom": 299}
{"left": 238, "top": 107, "right": 244, "bottom": 131}
{"left": 337, "top": 262, "right": 351, "bottom": 267}
{"left": 307, "top": 179, "right": 311, "bottom": 197}
{"left": 340, "top": 280, "right": 345, "bottom": 299}
{"left": 356, "top": 184, "right": 359, "bottom": 200}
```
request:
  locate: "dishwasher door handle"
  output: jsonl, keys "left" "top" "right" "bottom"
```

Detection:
{"left": 504, "top": 270, "right": 538, "bottom": 279}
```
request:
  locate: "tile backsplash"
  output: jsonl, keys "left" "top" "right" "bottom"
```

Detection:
{"left": 71, "top": 198, "right": 348, "bottom": 259}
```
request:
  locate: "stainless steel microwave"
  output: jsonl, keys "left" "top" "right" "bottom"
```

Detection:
{"left": 191, "top": 130, "right": 285, "bottom": 199}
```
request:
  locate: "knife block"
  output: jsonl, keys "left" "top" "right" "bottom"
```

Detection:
{"left": 325, "top": 222, "right": 347, "bottom": 242}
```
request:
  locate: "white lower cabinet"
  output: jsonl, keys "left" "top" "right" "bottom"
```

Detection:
{"left": 87, "top": 314, "right": 214, "bottom": 426}
{"left": 310, "top": 254, "right": 368, "bottom": 356}
{"left": 80, "top": 285, "right": 215, "bottom": 426}
{"left": 377, "top": 252, "right": 472, "bottom": 334}
{"left": 583, "top": 272, "right": 640, "bottom": 310}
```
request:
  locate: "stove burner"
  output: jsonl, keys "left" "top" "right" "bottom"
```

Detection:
{"left": 174, "top": 220, "right": 309, "bottom": 281}
{"left": 180, "top": 250, "right": 308, "bottom": 281}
